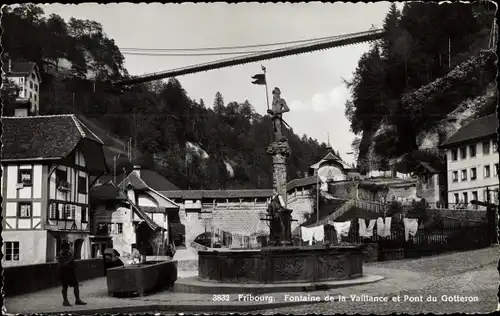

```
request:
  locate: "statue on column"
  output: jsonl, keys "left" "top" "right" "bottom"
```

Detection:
{"left": 264, "top": 86, "right": 293, "bottom": 246}
{"left": 267, "top": 87, "right": 290, "bottom": 142}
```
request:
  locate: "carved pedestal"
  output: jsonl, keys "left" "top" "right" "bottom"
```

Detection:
{"left": 198, "top": 245, "right": 364, "bottom": 283}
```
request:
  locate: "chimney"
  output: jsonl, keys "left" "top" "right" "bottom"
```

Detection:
{"left": 8, "top": 59, "right": 12, "bottom": 72}
{"left": 133, "top": 165, "right": 141, "bottom": 176}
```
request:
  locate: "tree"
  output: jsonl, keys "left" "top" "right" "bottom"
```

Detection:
{"left": 1, "top": 77, "right": 21, "bottom": 116}
{"left": 345, "top": 2, "right": 495, "bottom": 170}
{"left": 381, "top": 3, "right": 402, "bottom": 61}
{"left": 213, "top": 91, "right": 225, "bottom": 115}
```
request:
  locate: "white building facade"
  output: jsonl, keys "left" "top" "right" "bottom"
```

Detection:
{"left": 3, "top": 60, "right": 42, "bottom": 116}
{"left": 441, "top": 114, "right": 499, "bottom": 209}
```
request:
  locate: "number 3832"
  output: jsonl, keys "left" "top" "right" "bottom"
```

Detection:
{"left": 212, "top": 294, "right": 230, "bottom": 301}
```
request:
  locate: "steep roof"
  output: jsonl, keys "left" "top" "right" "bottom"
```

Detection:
{"left": 286, "top": 176, "right": 318, "bottom": 192}
{"left": 159, "top": 189, "right": 273, "bottom": 200}
{"left": 90, "top": 181, "right": 161, "bottom": 231}
{"left": 119, "top": 169, "right": 179, "bottom": 191}
{"left": 440, "top": 114, "right": 498, "bottom": 147}
{"left": 416, "top": 161, "right": 444, "bottom": 175}
{"left": 310, "top": 151, "right": 352, "bottom": 170}
{"left": 2, "top": 61, "right": 36, "bottom": 76}
{"left": 1, "top": 115, "right": 104, "bottom": 161}
{"left": 90, "top": 182, "right": 127, "bottom": 201}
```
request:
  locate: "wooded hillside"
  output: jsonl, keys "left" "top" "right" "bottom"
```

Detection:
{"left": 1, "top": 4, "right": 335, "bottom": 190}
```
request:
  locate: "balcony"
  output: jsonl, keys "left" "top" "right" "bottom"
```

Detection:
{"left": 57, "top": 180, "right": 71, "bottom": 192}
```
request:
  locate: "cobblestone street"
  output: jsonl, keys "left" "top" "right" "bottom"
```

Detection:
{"left": 231, "top": 247, "right": 500, "bottom": 315}
{"left": 6, "top": 247, "right": 498, "bottom": 314}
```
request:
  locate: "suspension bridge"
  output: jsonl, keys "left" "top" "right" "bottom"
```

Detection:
{"left": 113, "top": 28, "right": 384, "bottom": 86}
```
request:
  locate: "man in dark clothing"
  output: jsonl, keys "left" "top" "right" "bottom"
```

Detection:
{"left": 58, "top": 241, "right": 87, "bottom": 306}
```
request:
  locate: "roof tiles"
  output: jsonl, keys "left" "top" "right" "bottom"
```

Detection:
{"left": 1, "top": 115, "right": 104, "bottom": 161}
{"left": 441, "top": 114, "right": 498, "bottom": 147}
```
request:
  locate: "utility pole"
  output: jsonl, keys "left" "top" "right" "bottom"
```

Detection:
{"left": 316, "top": 173, "right": 320, "bottom": 225}
{"left": 448, "top": 38, "right": 451, "bottom": 69}
{"left": 133, "top": 111, "right": 137, "bottom": 160}
{"left": 113, "top": 156, "right": 117, "bottom": 184}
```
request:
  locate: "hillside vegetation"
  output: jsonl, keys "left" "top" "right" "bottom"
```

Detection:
{"left": 1, "top": 4, "right": 333, "bottom": 190}
{"left": 344, "top": 2, "right": 497, "bottom": 173}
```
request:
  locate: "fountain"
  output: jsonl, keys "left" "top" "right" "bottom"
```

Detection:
{"left": 175, "top": 88, "right": 377, "bottom": 294}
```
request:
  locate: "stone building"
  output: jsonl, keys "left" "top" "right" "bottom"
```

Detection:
{"left": 89, "top": 181, "right": 164, "bottom": 258}
{"left": 413, "top": 161, "right": 447, "bottom": 208}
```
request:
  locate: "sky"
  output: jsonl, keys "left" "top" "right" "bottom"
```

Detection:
{"left": 41, "top": 2, "right": 401, "bottom": 166}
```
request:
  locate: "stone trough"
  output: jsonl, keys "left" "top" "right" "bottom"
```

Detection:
{"left": 107, "top": 260, "right": 178, "bottom": 296}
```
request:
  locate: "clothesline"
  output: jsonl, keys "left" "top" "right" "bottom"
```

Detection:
{"left": 300, "top": 216, "right": 420, "bottom": 244}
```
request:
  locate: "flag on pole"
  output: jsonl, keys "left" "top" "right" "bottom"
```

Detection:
{"left": 251, "top": 73, "right": 266, "bottom": 85}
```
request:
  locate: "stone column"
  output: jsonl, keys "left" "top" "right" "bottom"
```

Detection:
{"left": 267, "top": 140, "right": 290, "bottom": 199}
{"left": 267, "top": 138, "right": 293, "bottom": 245}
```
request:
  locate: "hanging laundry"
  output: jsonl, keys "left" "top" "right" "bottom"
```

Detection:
{"left": 376, "top": 217, "right": 392, "bottom": 238}
{"left": 312, "top": 225, "right": 325, "bottom": 243}
{"left": 365, "top": 219, "right": 376, "bottom": 237}
{"left": 358, "top": 219, "right": 376, "bottom": 238}
{"left": 403, "top": 218, "right": 419, "bottom": 241}
{"left": 301, "top": 226, "right": 314, "bottom": 245}
{"left": 301, "top": 225, "right": 324, "bottom": 245}
{"left": 330, "top": 221, "right": 351, "bottom": 242}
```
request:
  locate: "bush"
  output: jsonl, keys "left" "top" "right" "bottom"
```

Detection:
{"left": 408, "top": 199, "right": 430, "bottom": 223}
{"left": 386, "top": 200, "right": 404, "bottom": 217}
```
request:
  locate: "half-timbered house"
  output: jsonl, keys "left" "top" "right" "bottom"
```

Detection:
{"left": 1, "top": 115, "right": 108, "bottom": 266}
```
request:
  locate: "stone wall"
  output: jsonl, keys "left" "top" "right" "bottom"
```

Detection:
{"left": 358, "top": 184, "right": 417, "bottom": 202}
{"left": 329, "top": 181, "right": 358, "bottom": 200}
{"left": 328, "top": 181, "right": 417, "bottom": 202}
{"left": 4, "top": 258, "right": 104, "bottom": 296}
{"left": 179, "top": 201, "right": 270, "bottom": 249}
{"left": 287, "top": 193, "right": 313, "bottom": 230}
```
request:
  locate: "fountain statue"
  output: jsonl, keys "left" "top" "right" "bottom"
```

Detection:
{"left": 265, "top": 87, "right": 293, "bottom": 245}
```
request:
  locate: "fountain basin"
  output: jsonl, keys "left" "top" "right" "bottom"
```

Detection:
{"left": 198, "top": 245, "right": 364, "bottom": 284}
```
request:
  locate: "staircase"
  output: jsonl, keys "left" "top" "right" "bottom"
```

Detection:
{"left": 333, "top": 199, "right": 388, "bottom": 221}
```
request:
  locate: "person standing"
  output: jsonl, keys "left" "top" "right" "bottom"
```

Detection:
{"left": 58, "top": 241, "right": 87, "bottom": 306}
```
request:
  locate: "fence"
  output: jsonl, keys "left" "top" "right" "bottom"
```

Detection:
{"left": 321, "top": 219, "right": 492, "bottom": 261}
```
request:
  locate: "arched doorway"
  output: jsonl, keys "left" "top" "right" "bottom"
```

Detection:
{"left": 74, "top": 239, "right": 84, "bottom": 260}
